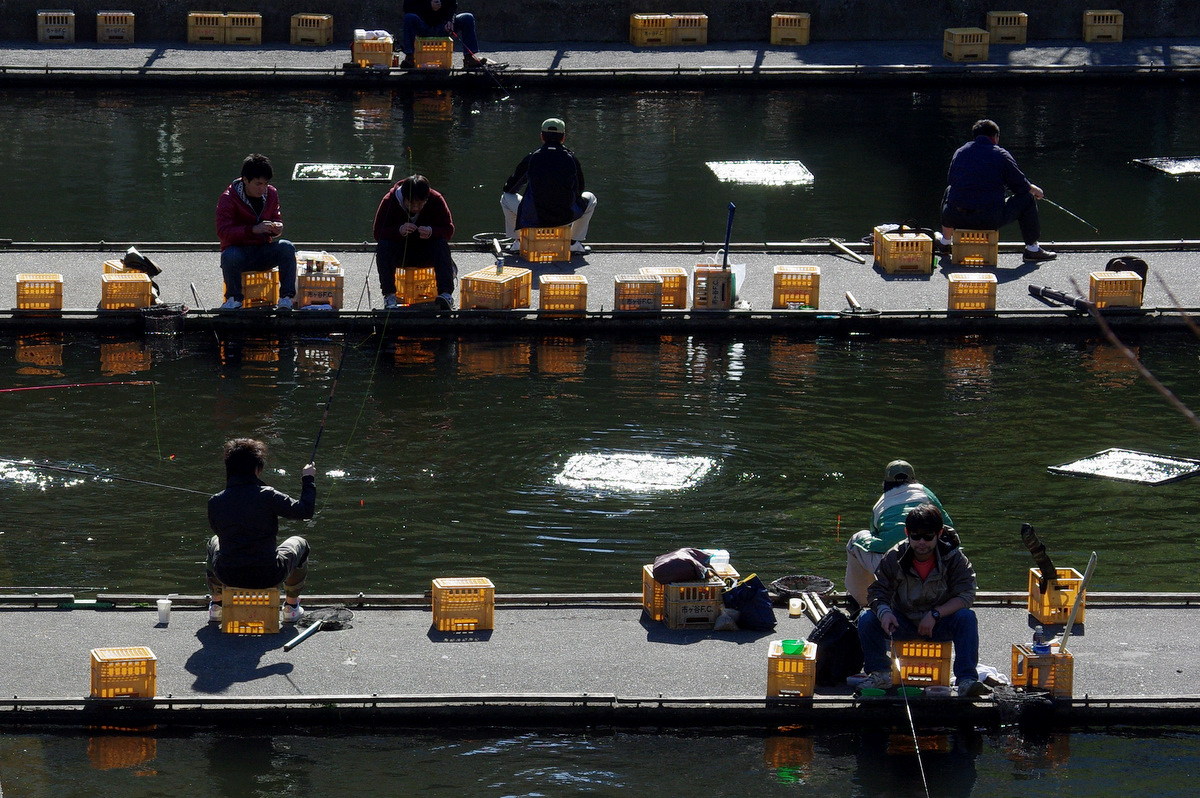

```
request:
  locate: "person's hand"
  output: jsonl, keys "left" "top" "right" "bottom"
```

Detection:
{"left": 418, "top": 225, "right": 432, "bottom": 239}
{"left": 302, "top": 462, "right": 316, "bottom": 479}
{"left": 880, "top": 609, "right": 899, "bottom": 636}
{"left": 918, "top": 612, "right": 936, "bottom": 638}
{"left": 1030, "top": 184, "right": 1045, "bottom": 200}
{"left": 399, "top": 222, "right": 418, "bottom": 236}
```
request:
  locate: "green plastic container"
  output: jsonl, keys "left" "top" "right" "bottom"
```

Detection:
{"left": 780, "top": 639, "right": 806, "bottom": 656}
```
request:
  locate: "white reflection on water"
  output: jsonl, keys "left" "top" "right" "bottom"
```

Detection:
{"left": 705, "top": 160, "right": 814, "bottom": 185}
{"left": 555, "top": 452, "right": 715, "bottom": 492}
{"left": 0, "top": 460, "right": 85, "bottom": 491}
{"left": 1049, "top": 448, "right": 1200, "bottom": 484}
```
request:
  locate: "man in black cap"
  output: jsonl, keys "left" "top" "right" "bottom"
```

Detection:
{"left": 501, "top": 117, "right": 598, "bottom": 255}
{"left": 936, "top": 118, "right": 1056, "bottom": 262}
{"left": 844, "top": 460, "right": 954, "bottom": 607}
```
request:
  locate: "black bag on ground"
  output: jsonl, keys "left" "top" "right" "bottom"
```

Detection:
{"left": 721, "top": 574, "right": 776, "bottom": 631}
{"left": 1106, "top": 255, "right": 1148, "bottom": 282}
{"left": 806, "top": 607, "right": 864, "bottom": 687}
{"left": 651, "top": 547, "right": 711, "bottom": 583}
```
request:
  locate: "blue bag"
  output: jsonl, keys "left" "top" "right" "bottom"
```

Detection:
{"left": 722, "top": 574, "right": 776, "bottom": 631}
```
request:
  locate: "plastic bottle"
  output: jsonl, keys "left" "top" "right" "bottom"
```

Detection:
{"left": 1033, "top": 625, "right": 1044, "bottom": 646}
{"left": 702, "top": 549, "right": 730, "bottom": 568}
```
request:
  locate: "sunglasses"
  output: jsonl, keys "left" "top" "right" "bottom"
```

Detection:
{"left": 907, "top": 531, "right": 939, "bottom": 542}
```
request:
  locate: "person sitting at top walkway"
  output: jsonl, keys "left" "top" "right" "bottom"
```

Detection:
{"left": 215, "top": 153, "right": 298, "bottom": 310}
{"left": 501, "top": 117, "right": 597, "bottom": 255}
{"left": 937, "top": 118, "right": 1056, "bottom": 263}
{"left": 399, "top": 0, "right": 500, "bottom": 71}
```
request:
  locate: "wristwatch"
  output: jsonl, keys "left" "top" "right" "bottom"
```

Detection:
{"left": 930, "top": 609, "right": 941, "bottom": 621}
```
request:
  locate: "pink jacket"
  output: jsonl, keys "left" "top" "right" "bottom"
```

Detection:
{"left": 216, "top": 179, "right": 283, "bottom": 251}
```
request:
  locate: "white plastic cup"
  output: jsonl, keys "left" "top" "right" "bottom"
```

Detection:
{"left": 789, "top": 598, "right": 803, "bottom": 616}
{"left": 157, "top": 598, "right": 171, "bottom": 624}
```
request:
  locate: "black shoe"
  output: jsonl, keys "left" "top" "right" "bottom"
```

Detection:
{"left": 932, "top": 239, "right": 951, "bottom": 256}
{"left": 398, "top": 55, "right": 416, "bottom": 69}
{"left": 1024, "top": 247, "right": 1057, "bottom": 262}
{"left": 434, "top": 294, "right": 454, "bottom": 311}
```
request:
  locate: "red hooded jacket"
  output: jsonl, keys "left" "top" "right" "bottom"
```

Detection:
{"left": 216, "top": 179, "right": 284, "bottom": 251}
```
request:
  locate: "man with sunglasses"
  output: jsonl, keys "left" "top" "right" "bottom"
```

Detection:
{"left": 856, "top": 502, "right": 988, "bottom": 697}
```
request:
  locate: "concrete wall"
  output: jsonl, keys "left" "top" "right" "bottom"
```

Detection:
{"left": 4, "top": 1, "right": 1197, "bottom": 44}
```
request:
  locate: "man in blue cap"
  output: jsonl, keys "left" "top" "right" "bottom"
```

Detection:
{"left": 501, "top": 117, "right": 598, "bottom": 255}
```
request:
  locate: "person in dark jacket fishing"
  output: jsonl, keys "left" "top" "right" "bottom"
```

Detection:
{"left": 206, "top": 438, "right": 316, "bottom": 624}
{"left": 937, "top": 118, "right": 1056, "bottom": 262}
{"left": 373, "top": 174, "right": 458, "bottom": 311}
{"left": 215, "top": 154, "right": 298, "bottom": 310}
{"left": 856, "top": 503, "right": 987, "bottom": 697}
{"left": 501, "top": 117, "right": 598, "bottom": 255}
{"left": 399, "top": 0, "right": 499, "bottom": 71}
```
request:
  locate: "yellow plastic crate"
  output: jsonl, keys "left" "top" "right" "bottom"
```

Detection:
{"left": 614, "top": 273, "right": 663, "bottom": 312}
{"left": 232, "top": 268, "right": 280, "bottom": 308}
{"left": 672, "top": 13, "right": 708, "bottom": 45}
{"left": 225, "top": 12, "right": 262, "bottom": 45}
{"left": 432, "top": 577, "right": 495, "bottom": 632}
{"left": 641, "top": 564, "right": 729, "bottom": 623}
{"left": 415, "top": 36, "right": 453, "bottom": 69}
{"left": 987, "top": 11, "right": 1028, "bottom": 44}
{"left": 1028, "top": 567, "right": 1086, "bottom": 624}
{"left": 37, "top": 10, "right": 75, "bottom": 43}
{"left": 90, "top": 646, "right": 156, "bottom": 698}
{"left": 891, "top": 639, "right": 952, "bottom": 686}
{"left": 638, "top": 266, "right": 688, "bottom": 308}
{"left": 290, "top": 13, "right": 333, "bottom": 46}
{"left": 298, "top": 269, "right": 344, "bottom": 309}
{"left": 1012, "top": 643, "right": 1074, "bottom": 698}
{"left": 767, "top": 639, "right": 818, "bottom": 698}
{"left": 951, "top": 228, "right": 999, "bottom": 266}
{"left": 100, "top": 272, "right": 153, "bottom": 310}
{"left": 16, "top": 273, "right": 64, "bottom": 311}
{"left": 222, "top": 586, "right": 281, "bottom": 634}
{"left": 1089, "top": 271, "right": 1143, "bottom": 309}
{"left": 770, "top": 12, "right": 810, "bottom": 45}
{"left": 692, "top": 265, "right": 733, "bottom": 309}
{"left": 630, "top": 14, "right": 673, "bottom": 46}
{"left": 538, "top": 273, "right": 588, "bottom": 316}
{"left": 947, "top": 272, "right": 998, "bottom": 312}
{"left": 877, "top": 232, "right": 933, "bottom": 273}
{"left": 943, "top": 27, "right": 990, "bottom": 62}
{"left": 352, "top": 35, "right": 393, "bottom": 67}
{"left": 772, "top": 265, "right": 820, "bottom": 309}
{"left": 460, "top": 266, "right": 532, "bottom": 310}
{"left": 97, "top": 11, "right": 134, "bottom": 44}
{"left": 518, "top": 225, "right": 572, "bottom": 263}
{"left": 187, "top": 12, "right": 224, "bottom": 44}
{"left": 394, "top": 265, "right": 438, "bottom": 306}
{"left": 1084, "top": 9, "right": 1124, "bottom": 42}
{"left": 666, "top": 580, "right": 725, "bottom": 629}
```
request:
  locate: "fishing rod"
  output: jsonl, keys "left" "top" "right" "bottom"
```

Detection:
{"left": 0, "top": 458, "right": 209, "bottom": 495}
{"left": 0, "top": 381, "right": 152, "bottom": 394}
{"left": 1042, "top": 197, "right": 1099, "bottom": 233}
{"left": 449, "top": 31, "right": 512, "bottom": 100}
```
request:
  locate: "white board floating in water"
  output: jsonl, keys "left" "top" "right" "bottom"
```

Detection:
{"left": 292, "top": 163, "right": 395, "bottom": 181}
{"left": 1131, "top": 157, "right": 1200, "bottom": 176}
{"left": 1048, "top": 448, "right": 1200, "bottom": 485}
{"left": 706, "top": 160, "right": 814, "bottom": 186}
{"left": 555, "top": 452, "right": 715, "bottom": 492}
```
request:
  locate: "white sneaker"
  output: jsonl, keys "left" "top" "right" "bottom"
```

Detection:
{"left": 384, "top": 293, "right": 400, "bottom": 309}
{"left": 282, "top": 603, "right": 304, "bottom": 623}
{"left": 570, "top": 240, "right": 591, "bottom": 254}
{"left": 277, "top": 296, "right": 294, "bottom": 310}
{"left": 220, "top": 298, "right": 242, "bottom": 310}
{"left": 507, "top": 240, "right": 520, "bottom": 253}
{"left": 208, "top": 602, "right": 222, "bottom": 623}
{"left": 859, "top": 670, "right": 895, "bottom": 690}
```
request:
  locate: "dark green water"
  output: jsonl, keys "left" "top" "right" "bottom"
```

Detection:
{"left": 3, "top": 728, "right": 1199, "bottom": 797}
{"left": 2, "top": 83, "right": 1199, "bottom": 243}
{"left": 2, "top": 331, "right": 1198, "bottom": 595}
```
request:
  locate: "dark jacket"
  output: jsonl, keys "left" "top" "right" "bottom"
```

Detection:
{"left": 403, "top": 0, "right": 457, "bottom": 27}
{"left": 945, "top": 135, "right": 1032, "bottom": 216}
{"left": 208, "top": 474, "right": 315, "bottom": 587}
{"left": 216, "top": 179, "right": 283, "bottom": 251}
{"left": 373, "top": 179, "right": 455, "bottom": 243}
{"left": 867, "top": 537, "right": 977, "bottom": 624}
{"left": 503, "top": 142, "right": 587, "bottom": 228}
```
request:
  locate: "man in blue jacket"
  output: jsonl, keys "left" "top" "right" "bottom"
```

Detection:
{"left": 937, "top": 119, "right": 1056, "bottom": 262}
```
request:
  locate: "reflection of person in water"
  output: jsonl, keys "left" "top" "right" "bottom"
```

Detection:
{"left": 853, "top": 728, "right": 980, "bottom": 798}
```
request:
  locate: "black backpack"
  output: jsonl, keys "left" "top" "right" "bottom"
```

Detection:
{"left": 806, "top": 607, "right": 864, "bottom": 687}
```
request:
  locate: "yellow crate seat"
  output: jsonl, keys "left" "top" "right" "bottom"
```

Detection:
{"left": 352, "top": 33, "right": 394, "bottom": 67}
{"left": 947, "top": 272, "right": 998, "bottom": 312}
{"left": 538, "top": 273, "right": 588, "bottom": 316}
{"left": 291, "top": 13, "right": 333, "bottom": 46}
{"left": 223, "top": 268, "right": 280, "bottom": 308}
{"left": 1028, "top": 567, "right": 1086, "bottom": 624}
{"left": 90, "top": 646, "right": 156, "bottom": 698}
{"left": 37, "top": 10, "right": 75, "bottom": 43}
{"left": 771, "top": 12, "right": 810, "bottom": 46}
{"left": 638, "top": 266, "right": 688, "bottom": 308}
{"left": 692, "top": 265, "right": 733, "bottom": 309}
{"left": 97, "top": 11, "right": 135, "bottom": 44}
{"left": 891, "top": 639, "right": 952, "bottom": 686}
{"left": 767, "top": 639, "right": 818, "bottom": 697}
{"left": 393, "top": 265, "right": 438, "bottom": 306}
{"left": 944, "top": 27, "right": 989, "bottom": 62}
{"left": 1089, "top": 270, "right": 1143, "bottom": 308}
{"left": 226, "top": 12, "right": 263, "bottom": 45}
{"left": 1012, "top": 643, "right": 1074, "bottom": 697}
{"left": 432, "top": 577, "right": 495, "bottom": 632}
{"left": 630, "top": 14, "right": 672, "bottom": 46}
{"left": 187, "top": 12, "right": 224, "bottom": 44}
{"left": 773, "top": 265, "right": 820, "bottom": 309}
{"left": 1084, "top": 9, "right": 1124, "bottom": 42}
{"left": 876, "top": 232, "right": 933, "bottom": 273}
{"left": 460, "top": 266, "right": 532, "bottom": 309}
{"left": 951, "top": 228, "right": 999, "bottom": 267}
{"left": 987, "top": 11, "right": 1028, "bottom": 44}
{"left": 518, "top": 225, "right": 572, "bottom": 263}
{"left": 100, "top": 272, "right": 153, "bottom": 310}
{"left": 614, "top": 273, "right": 663, "bottom": 312}
{"left": 17, "top": 273, "right": 64, "bottom": 311}
{"left": 221, "top": 586, "right": 281, "bottom": 634}
{"left": 415, "top": 36, "right": 454, "bottom": 69}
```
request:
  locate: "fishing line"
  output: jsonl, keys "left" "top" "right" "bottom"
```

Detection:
{"left": 1042, "top": 197, "right": 1099, "bottom": 233}
{"left": 151, "top": 379, "right": 163, "bottom": 461}
{"left": 450, "top": 31, "right": 512, "bottom": 100}
{"left": 890, "top": 638, "right": 931, "bottom": 798}
{"left": 1, "top": 458, "right": 209, "bottom": 495}
{"left": 0, "top": 381, "right": 153, "bottom": 394}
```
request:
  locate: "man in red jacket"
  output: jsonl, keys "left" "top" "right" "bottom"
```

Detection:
{"left": 215, "top": 154, "right": 298, "bottom": 310}
{"left": 373, "top": 174, "right": 458, "bottom": 310}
